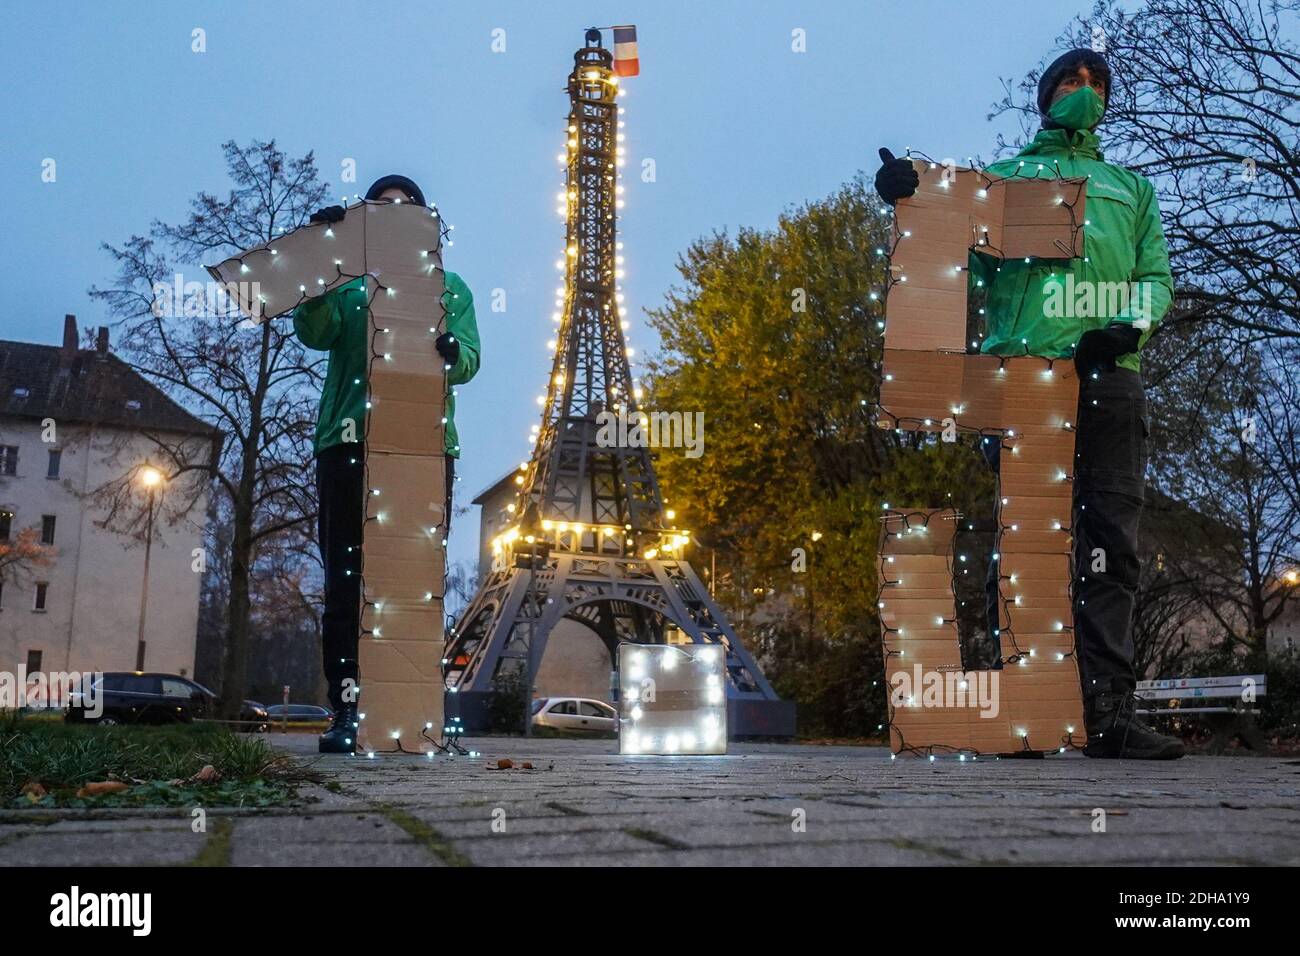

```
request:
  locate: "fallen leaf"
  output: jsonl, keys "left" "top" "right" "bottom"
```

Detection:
{"left": 522, "top": 762, "right": 534, "bottom": 770}
{"left": 189, "top": 765, "right": 219, "bottom": 783}
{"left": 21, "top": 781, "right": 47, "bottom": 801}
{"left": 495, "top": 758, "right": 514, "bottom": 770}
{"left": 76, "top": 781, "right": 129, "bottom": 797}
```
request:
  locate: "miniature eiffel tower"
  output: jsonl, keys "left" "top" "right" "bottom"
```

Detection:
{"left": 444, "top": 29, "right": 793, "bottom": 737}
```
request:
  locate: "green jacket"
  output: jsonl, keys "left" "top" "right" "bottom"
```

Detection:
{"left": 970, "top": 127, "right": 1173, "bottom": 372}
{"left": 293, "top": 271, "right": 480, "bottom": 457}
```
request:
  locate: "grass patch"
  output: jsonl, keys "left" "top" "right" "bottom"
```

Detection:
{"left": 1, "top": 715, "right": 310, "bottom": 808}
{"left": 376, "top": 804, "right": 473, "bottom": 866}
{"left": 186, "top": 818, "right": 235, "bottom": 867}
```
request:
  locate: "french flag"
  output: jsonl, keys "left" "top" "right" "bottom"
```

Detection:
{"left": 612, "top": 25, "right": 639, "bottom": 76}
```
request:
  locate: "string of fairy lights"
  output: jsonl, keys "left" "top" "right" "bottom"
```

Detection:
{"left": 872, "top": 152, "right": 1091, "bottom": 759}
{"left": 879, "top": 148, "right": 1089, "bottom": 353}
{"left": 357, "top": 202, "right": 469, "bottom": 757}
{"left": 233, "top": 199, "right": 463, "bottom": 757}
{"left": 484, "top": 50, "right": 693, "bottom": 566}
{"left": 876, "top": 507, "right": 1084, "bottom": 760}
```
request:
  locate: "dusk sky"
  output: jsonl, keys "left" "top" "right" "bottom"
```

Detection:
{"left": 1, "top": 0, "right": 1112, "bottom": 570}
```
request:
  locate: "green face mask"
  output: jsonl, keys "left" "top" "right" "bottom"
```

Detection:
{"left": 1048, "top": 85, "right": 1105, "bottom": 130}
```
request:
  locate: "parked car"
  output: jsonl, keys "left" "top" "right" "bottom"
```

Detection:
{"left": 240, "top": 700, "right": 270, "bottom": 733}
{"left": 531, "top": 697, "right": 617, "bottom": 735}
{"left": 265, "top": 704, "right": 333, "bottom": 723}
{"left": 66, "top": 672, "right": 267, "bottom": 731}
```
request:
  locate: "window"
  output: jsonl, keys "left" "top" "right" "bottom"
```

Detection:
{"left": 579, "top": 701, "right": 609, "bottom": 718}
{"left": 33, "top": 582, "right": 48, "bottom": 611}
{"left": 100, "top": 674, "right": 151, "bottom": 694}
{"left": 25, "top": 649, "right": 41, "bottom": 673}
{"left": 0, "top": 446, "right": 16, "bottom": 476}
{"left": 0, "top": 512, "right": 10, "bottom": 541}
{"left": 160, "top": 678, "right": 195, "bottom": 699}
{"left": 46, "top": 449, "right": 61, "bottom": 478}
{"left": 40, "top": 515, "right": 56, "bottom": 545}
{"left": 550, "top": 700, "right": 577, "bottom": 715}
{"left": 120, "top": 675, "right": 157, "bottom": 695}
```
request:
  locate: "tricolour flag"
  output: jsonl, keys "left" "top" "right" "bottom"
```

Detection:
{"left": 612, "top": 25, "right": 639, "bottom": 76}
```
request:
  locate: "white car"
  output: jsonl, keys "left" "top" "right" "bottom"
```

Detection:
{"left": 531, "top": 697, "right": 617, "bottom": 734}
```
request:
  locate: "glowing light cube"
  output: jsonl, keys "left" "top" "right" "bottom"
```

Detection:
{"left": 617, "top": 642, "right": 727, "bottom": 755}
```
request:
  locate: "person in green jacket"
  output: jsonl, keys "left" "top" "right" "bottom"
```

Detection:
{"left": 874, "top": 48, "right": 1183, "bottom": 759}
{"left": 294, "top": 174, "right": 481, "bottom": 753}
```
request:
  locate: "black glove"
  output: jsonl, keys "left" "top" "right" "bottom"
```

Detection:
{"left": 1073, "top": 324, "right": 1142, "bottom": 376}
{"left": 309, "top": 205, "right": 346, "bottom": 225}
{"left": 435, "top": 332, "right": 460, "bottom": 367}
{"left": 874, "top": 147, "right": 919, "bottom": 205}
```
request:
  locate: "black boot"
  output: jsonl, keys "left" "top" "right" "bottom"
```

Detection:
{"left": 318, "top": 702, "right": 358, "bottom": 754}
{"left": 1084, "top": 689, "right": 1185, "bottom": 759}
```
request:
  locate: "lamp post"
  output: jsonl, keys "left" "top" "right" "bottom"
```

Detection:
{"left": 808, "top": 531, "right": 822, "bottom": 633}
{"left": 134, "top": 466, "right": 163, "bottom": 671}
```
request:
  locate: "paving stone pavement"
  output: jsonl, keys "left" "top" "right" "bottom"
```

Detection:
{"left": 2, "top": 735, "right": 1298, "bottom": 866}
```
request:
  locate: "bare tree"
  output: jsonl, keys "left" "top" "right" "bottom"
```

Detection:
{"left": 91, "top": 140, "right": 327, "bottom": 719}
{"left": 990, "top": 1, "right": 1300, "bottom": 670}
{"left": 1253, "top": 340, "right": 1300, "bottom": 528}
{"left": 1145, "top": 337, "right": 1299, "bottom": 660}
{"left": 992, "top": 0, "right": 1300, "bottom": 343}
{"left": 0, "top": 527, "right": 53, "bottom": 588}
{"left": 194, "top": 489, "right": 325, "bottom": 704}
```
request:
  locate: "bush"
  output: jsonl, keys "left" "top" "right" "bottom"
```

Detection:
{"left": 1164, "top": 645, "right": 1300, "bottom": 741}
{"left": 485, "top": 666, "right": 530, "bottom": 734}
{"left": 1261, "top": 650, "right": 1300, "bottom": 738}
{"left": 758, "top": 617, "right": 888, "bottom": 739}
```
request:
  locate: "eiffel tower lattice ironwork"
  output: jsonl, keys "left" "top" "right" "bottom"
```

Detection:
{"left": 444, "top": 29, "right": 793, "bottom": 737}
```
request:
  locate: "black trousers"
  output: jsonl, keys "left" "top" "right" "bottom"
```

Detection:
{"left": 317, "top": 443, "right": 454, "bottom": 711}
{"left": 984, "top": 368, "right": 1146, "bottom": 699}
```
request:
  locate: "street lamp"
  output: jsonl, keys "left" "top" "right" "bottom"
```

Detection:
{"left": 135, "top": 466, "right": 164, "bottom": 670}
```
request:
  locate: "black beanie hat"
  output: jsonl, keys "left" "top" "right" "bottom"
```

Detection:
{"left": 1037, "top": 48, "right": 1111, "bottom": 118}
{"left": 365, "top": 174, "right": 427, "bottom": 208}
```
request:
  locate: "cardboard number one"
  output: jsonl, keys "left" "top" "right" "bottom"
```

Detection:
{"left": 877, "top": 160, "right": 1088, "bottom": 755}
{"left": 208, "top": 201, "right": 447, "bottom": 754}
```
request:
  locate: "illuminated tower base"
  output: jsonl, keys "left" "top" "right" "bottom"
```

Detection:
{"left": 445, "top": 30, "right": 793, "bottom": 737}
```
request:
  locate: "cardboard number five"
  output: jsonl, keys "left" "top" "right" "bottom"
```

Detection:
{"left": 208, "top": 201, "right": 448, "bottom": 754}
{"left": 876, "top": 160, "right": 1088, "bottom": 756}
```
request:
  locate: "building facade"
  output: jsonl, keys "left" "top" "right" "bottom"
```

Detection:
{"left": 0, "top": 316, "right": 219, "bottom": 701}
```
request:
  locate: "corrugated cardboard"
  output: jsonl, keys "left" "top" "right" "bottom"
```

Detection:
{"left": 876, "top": 162, "right": 1088, "bottom": 756}
{"left": 208, "top": 201, "right": 448, "bottom": 753}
